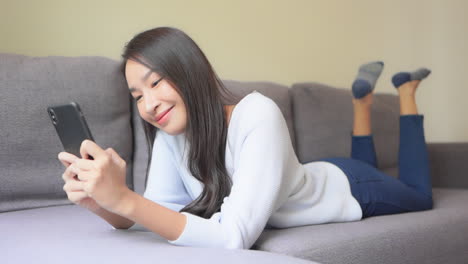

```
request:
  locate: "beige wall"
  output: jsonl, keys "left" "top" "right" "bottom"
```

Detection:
{"left": 1, "top": 0, "right": 467, "bottom": 142}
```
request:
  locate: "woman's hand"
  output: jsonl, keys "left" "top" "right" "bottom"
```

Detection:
{"left": 58, "top": 152, "right": 101, "bottom": 212}
{"left": 71, "top": 140, "right": 131, "bottom": 214}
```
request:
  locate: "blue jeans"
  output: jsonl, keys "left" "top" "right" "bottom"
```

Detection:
{"left": 320, "top": 115, "right": 433, "bottom": 218}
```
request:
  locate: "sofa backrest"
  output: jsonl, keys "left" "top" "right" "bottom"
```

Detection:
{"left": 0, "top": 54, "right": 134, "bottom": 212}
{"left": 290, "top": 82, "right": 400, "bottom": 177}
{"left": 1, "top": 53, "right": 401, "bottom": 213}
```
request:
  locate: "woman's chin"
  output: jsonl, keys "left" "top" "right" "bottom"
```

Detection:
{"left": 146, "top": 117, "right": 185, "bottom": 135}
{"left": 158, "top": 124, "right": 185, "bottom": 136}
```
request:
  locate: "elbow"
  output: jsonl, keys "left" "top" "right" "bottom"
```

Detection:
{"left": 222, "top": 228, "right": 257, "bottom": 250}
{"left": 226, "top": 244, "right": 247, "bottom": 250}
{"left": 224, "top": 241, "right": 250, "bottom": 250}
{"left": 223, "top": 237, "right": 251, "bottom": 250}
{"left": 113, "top": 221, "right": 135, "bottom": 230}
{"left": 113, "top": 225, "right": 130, "bottom": 230}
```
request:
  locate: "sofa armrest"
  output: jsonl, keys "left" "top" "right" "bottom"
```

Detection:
{"left": 428, "top": 142, "right": 468, "bottom": 189}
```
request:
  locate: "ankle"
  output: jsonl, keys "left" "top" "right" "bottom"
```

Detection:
{"left": 398, "top": 80, "right": 419, "bottom": 97}
{"left": 399, "top": 97, "right": 418, "bottom": 115}
{"left": 353, "top": 93, "right": 373, "bottom": 107}
{"left": 398, "top": 91, "right": 416, "bottom": 103}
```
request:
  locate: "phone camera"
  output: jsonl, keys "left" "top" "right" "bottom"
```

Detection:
{"left": 49, "top": 109, "right": 58, "bottom": 125}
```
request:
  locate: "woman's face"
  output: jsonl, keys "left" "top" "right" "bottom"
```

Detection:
{"left": 125, "top": 59, "right": 187, "bottom": 135}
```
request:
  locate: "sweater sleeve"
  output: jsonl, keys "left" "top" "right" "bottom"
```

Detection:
{"left": 168, "top": 108, "right": 290, "bottom": 249}
{"left": 143, "top": 131, "right": 192, "bottom": 212}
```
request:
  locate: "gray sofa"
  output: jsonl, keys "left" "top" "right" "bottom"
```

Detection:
{"left": 1, "top": 53, "right": 467, "bottom": 264}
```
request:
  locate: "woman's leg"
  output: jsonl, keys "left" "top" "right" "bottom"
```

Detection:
{"left": 393, "top": 68, "right": 433, "bottom": 198}
{"left": 350, "top": 61, "right": 383, "bottom": 167}
{"left": 321, "top": 67, "right": 434, "bottom": 218}
{"left": 322, "top": 157, "right": 433, "bottom": 218}
{"left": 351, "top": 93, "right": 378, "bottom": 168}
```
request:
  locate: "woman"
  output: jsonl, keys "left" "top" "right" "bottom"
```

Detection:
{"left": 58, "top": 27, "right": 433, "bottom": 249}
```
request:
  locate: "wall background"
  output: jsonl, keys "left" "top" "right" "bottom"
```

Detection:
{"left": 1, "top": 0, "right": 467, "bottom": 142}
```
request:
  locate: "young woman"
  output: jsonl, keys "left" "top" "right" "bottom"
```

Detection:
{"left": 58, "top": 27, "right": 433, "bottom": 249}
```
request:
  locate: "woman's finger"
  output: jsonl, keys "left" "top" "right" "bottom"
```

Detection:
{"left": 62, "top": 164, "right": 75, "bottom": 181}
{"left": 76, "top": 170, "right": 93, "bottom": 182}
{"left": 62, "top": 163, "right": 82, "bottom": 181}
{"left": 58, "top": 152, "right": 79, "bottom": 167}
{"left": 63, "top": 178, "right": 85, "bottom": 192}
{"left": 74, "top": 158, "right": 95, "bottom": 171}
{"left": 67, "top": 191, "right": 88, "bottom": 203}
{"left": 105, "top": 148, "right": 126, "bottom": 167}
{"left": 80, "top": 139, "right": 105, "bottom": 161}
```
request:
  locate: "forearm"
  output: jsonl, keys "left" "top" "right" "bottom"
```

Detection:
{"left": 91, "top": 206, "right": 135, "bottom": 229}
{"left": 116, "top": 191, "right": 186, "bottom": 241}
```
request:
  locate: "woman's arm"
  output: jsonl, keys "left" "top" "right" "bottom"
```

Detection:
{"left": 91, "top": 205, "right": 135, "bottom": 229}
{"left": 116, "top": 191, "right": 187, "bottom": 241}
{"left": 70, "top": 139, "right": 187, "bottom": 241}
{"left": 88, "top": 190, "right": 186, "bottom": 238}
{"left": 59, "top": 151, "right": 134, "bottom": 230}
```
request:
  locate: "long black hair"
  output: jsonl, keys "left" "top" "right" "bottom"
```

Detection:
{"left": 120, "top": 27, "right": 238, "bottom": 219}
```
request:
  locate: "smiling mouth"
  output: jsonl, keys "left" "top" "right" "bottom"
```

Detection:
{"left": 155, "top": 106, "right": 174, "bottom": 122}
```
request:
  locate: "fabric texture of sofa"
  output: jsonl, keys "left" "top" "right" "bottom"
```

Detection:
{"left": 1, "top": 53, "right": 467, "bottom": 264}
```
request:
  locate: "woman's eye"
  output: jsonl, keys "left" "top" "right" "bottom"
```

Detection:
{"left": 152, "top": 77, "right": 163, "bottom": 87}
{"left": 135, "top": 95, "right": 142, "bottom": 101}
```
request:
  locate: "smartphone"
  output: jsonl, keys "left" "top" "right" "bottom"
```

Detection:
{"left": 47, "top": 102, "right": 94, "bottom": 159}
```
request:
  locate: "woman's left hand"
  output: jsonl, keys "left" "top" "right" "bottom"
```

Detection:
{"left": 72, "top": 139, "right": 130, "bottom": 214}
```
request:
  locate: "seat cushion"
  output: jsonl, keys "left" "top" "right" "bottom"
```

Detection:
{"left": 254, "top": 188, "right": 468, "bottom": 264}
{"left": 0, "top": 53, "right": 134, "bottom": 212}
{"left": 0, "top": 205, "right": 317, "bottom": 264}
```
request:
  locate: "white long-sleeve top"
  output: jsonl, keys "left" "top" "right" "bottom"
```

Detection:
{"left": 139, "top": 91, "right": 362, "bottom": 249}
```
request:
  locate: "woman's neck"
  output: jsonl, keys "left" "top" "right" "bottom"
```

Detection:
{"left": 224, "top": 104, "right": 236, "bottom": 128}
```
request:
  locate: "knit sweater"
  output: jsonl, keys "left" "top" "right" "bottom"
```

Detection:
{"left": 137, "top": 91, "right": 362, "bottom": 249}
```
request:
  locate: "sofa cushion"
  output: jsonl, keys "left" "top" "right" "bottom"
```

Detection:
{"left": 0, "top": 205, "right": 317, "bottom": 264}
{"left": 290, "top": 82, "right": 400, "bottom": 175}
{"left": 254, "top": 188, "right": 468, "bottom": 264}
{"left": 0, "top": 53, "right": 134, "bottom": 212}
{"left": 223, "top": 80, "right": 296, "bottom": 154}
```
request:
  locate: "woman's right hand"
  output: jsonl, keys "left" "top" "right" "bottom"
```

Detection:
{"left": 58, "top": 152, "right": 101, "bottom": 212}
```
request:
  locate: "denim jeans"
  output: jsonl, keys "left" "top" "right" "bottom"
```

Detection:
{"left": 320, "top": 115, "right": 433, "bottom": 218}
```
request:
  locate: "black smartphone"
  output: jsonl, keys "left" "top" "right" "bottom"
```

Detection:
{"left": 47, "top": 102, "right": 94, "bottom": 159}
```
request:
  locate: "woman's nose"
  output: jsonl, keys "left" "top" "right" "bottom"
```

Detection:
{"left": 143, "top": 91, "right": 160, "bottom": 114}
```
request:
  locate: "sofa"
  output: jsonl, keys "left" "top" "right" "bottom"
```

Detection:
{"left": 1, "top": 53, "right": 467, "bottom": 264}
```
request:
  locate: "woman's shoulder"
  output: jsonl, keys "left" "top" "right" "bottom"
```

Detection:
{"left": 235, "top": 91, "right": 283, "bottom": 123}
